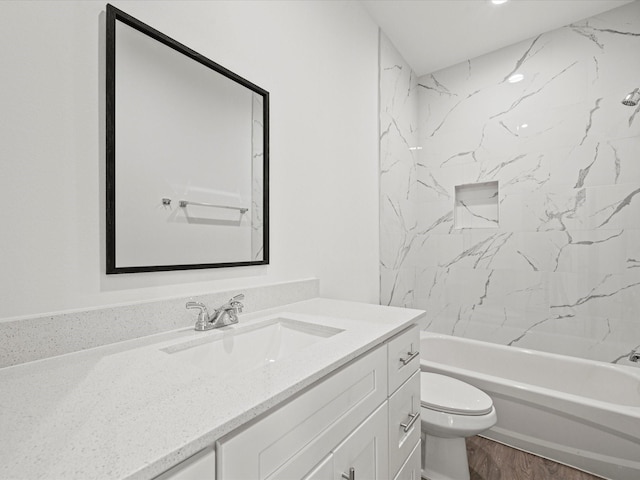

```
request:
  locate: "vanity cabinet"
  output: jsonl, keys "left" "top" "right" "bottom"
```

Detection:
{"left": 1, "top": 296, "right": 426, "bottom": 480}
{"left": 213, "top": 324, "right": 420, "bottom": 480}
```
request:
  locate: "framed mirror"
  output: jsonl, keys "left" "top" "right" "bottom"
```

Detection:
{"left": 106, "top": 4, "right": 269, "bottom": 274}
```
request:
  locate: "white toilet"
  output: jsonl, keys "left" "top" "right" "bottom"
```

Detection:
{"left": 420, "top": 372, "right": 497, "bottom": 480}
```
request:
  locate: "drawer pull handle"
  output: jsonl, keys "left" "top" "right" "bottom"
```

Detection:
{"left": 400, "top": 412, "right": 419, "bottom": 432}
{"left": 400, "top": 350, "right": 419, "bottom": 365}
{"left": 341, "top": 467, "right": 355, "bottom": 480}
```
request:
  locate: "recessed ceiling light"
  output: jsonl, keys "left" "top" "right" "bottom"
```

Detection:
{"left": 508, "top": 73, "right": 524, "bottom": 83}
{"left": 491, "top": 0, "right": 509, "bottom": 5}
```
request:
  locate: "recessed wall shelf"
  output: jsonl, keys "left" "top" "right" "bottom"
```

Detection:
{"left": 454, "top": 181, "right": 499, "bottom": 229}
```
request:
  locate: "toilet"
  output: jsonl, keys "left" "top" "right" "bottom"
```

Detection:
{"left": 420, "top": 372, "right": 497, "bottom": 480}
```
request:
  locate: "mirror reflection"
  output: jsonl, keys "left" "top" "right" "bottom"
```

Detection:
{"left": 106, "top": 4, "right": 269, "bottom": 273}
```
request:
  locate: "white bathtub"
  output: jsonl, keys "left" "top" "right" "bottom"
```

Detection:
{"left": 419, "top": 332, "right": 640, "bottom": 480}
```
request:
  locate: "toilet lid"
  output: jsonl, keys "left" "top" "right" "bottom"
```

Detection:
{"left": 420, "top": 372, "right": 493, "bottom": 416}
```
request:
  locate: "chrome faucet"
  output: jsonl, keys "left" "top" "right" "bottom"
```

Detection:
{"left": 630, "top": 348, "right": 640, "bottom": 363}
{"left": 186, "top": 294, "right": 244, "bottom": 331}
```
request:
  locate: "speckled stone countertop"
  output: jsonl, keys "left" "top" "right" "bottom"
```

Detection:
{"left": 0, "top": 298, "right": 424, "bottom": 480}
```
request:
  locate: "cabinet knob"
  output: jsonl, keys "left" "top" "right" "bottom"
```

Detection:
{"left": 341, "top": 467, "right": 355, "bottom": 480}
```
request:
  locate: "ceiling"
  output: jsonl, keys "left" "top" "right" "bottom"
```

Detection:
{"left": 360, "top": 0, "right": 635, "bottom": 76}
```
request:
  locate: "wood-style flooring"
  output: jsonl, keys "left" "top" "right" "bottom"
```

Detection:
{"left": 466, "top": 436, "right": 605, "bottom": 480}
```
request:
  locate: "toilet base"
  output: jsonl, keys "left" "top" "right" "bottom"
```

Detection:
{"left": 421, "top": 432, "right": 470, "bottom": 480}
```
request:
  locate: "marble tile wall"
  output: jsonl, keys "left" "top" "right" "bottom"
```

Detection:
{"left": 251, "top": 92, "right": 265, "bottom": 261}
{"left": 380, "top": 2, "right": 640, "bottom": 365}
{"left": 379, "top": 32, "right": 420, "bottom": 308}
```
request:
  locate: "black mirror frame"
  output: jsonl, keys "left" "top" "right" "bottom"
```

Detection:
{"left": 105, "top": 4, "right": 269, "bottom": 274}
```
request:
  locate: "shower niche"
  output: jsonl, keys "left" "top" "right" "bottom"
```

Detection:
{"left": 454, "top": 181, "right": 499, "bottom": 229}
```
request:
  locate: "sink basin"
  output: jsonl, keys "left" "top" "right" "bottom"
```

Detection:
{"left": 161, "top": 317, "right": 343, "bottom": 373}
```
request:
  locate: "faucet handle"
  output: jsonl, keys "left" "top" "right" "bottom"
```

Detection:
{"left": 186, "top": 301, "right": 210, "bottom": 330}
{"left": 186, "top": 300, "right": 208, "bottom": 313}
{"left": 231, "top": 303, "right": 243, "bottom": 314}
{"left": 229, "top": 294, "right": 244, "bottom": 315}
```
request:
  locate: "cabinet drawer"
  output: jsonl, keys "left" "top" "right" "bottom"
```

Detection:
{"left": 387, "top": 325, "right": 420, "bottom": 394}
{"left": 388, "top": 370, "right": 421, "bottom": 478}
{"left": 216, "top": 345, "right": 387, "bottom": 480}
{"left": 392, "top": 439, "right": 421, "bottom": 480}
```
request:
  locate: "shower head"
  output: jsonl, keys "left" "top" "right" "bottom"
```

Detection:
{"left": 622, "top": 88, "right": 640, "bottom": 106}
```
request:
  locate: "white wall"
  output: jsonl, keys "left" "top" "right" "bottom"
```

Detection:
{"left": 0, "top": 1, "right": 380, "bottom": 319}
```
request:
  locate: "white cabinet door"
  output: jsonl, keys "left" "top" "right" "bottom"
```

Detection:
{"left": 333, "top": 403, "right": 389, "bottom": 480}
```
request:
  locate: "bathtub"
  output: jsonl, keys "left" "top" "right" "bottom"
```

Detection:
{"left": 419, "top": 332, "right": 640, "bottom": 480}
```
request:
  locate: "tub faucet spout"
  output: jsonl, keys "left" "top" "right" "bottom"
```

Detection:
{"left": 629, "top": 349, "right": 640, "bottom": 363}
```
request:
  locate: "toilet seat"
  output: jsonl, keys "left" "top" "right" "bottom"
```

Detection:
{"left": 420, "top": 372, "right": 493, "bottom": 416}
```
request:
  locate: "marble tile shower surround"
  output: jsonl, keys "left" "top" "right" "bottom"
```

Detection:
{"left": 0, "top": 278, "right": 319, "bottom": 368}
{"left": 379, "top": 32, "right": 420, "bottom": 310}
{"left": 379, "top": 2, "right": 640, "bottom": 365}
{"left": 251, "top": 92, "right": 265, "bottom": 261}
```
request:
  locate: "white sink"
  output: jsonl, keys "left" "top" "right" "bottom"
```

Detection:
{"left": 161, "top": 317, "right": 343, "bottom": 373}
